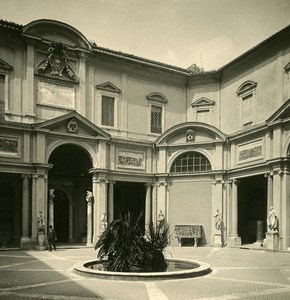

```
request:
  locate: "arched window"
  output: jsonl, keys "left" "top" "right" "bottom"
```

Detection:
{"left": 170, "top": 152, "right": 211, "bottom": 173}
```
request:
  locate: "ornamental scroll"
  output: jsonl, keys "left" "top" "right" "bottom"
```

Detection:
{"left": 117, "top": 150, "right": 145, "bottom": 170}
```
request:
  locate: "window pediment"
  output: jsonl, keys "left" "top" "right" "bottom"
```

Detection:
{"left": 191, "top": 97, "right": 215, "bottom": 107}
{"left": 236, "top": 80, "right": 257, "bottom": 96}
{"left": 146, "top": 92, "right": 168, "bottom": 103}
{"left": 0, "top": 58, "right": 12, "bottom": 74}
{"left": 96, "top": 82, "right": 121, "bottom": 93}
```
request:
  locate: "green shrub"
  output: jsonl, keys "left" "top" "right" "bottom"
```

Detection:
{"left": 95, "top": 211, "right": 170, "bottom": 272}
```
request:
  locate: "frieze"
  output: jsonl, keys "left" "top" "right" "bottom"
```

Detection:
{"left": 117, "top": 150, "right": 145, "bottom": 170}
{"left": 0, "top": 136, "right": 19, "bottom": 156}
{"left": 238, "top": 140, "right": 263, "bottom": 163}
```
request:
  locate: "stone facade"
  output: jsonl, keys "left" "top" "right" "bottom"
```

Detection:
{"left": 0, "top": 19, "right": 290, "bottom": 250}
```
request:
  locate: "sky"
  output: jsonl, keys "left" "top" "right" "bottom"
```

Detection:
{"left": 0, "top": 0, "right": 290, "bottom": 71}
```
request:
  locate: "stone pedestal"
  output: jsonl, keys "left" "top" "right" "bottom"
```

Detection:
{"left": 36, "top": 233, "right": 47, "bottom": 251}
{"left": 213, "top": 232, "right": 223, "bottom": 247}
{"left": 265, "top": 232, "right": 279, "bottom": 251}
{"left": 227, "top": 235, "right": 241, "bottom": 247}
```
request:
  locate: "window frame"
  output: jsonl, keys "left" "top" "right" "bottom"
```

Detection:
{"left": 96, "top": 82, "right": 120, "bottom": 129}
{"left": 236, "top": 81, "right": 257, "bottom": 128}
{"left": 146, "top": 92, "right": 168, "bottom": 135}
{"left": 0, "top": 59, "right": 13, "bottom": 119}
{"left": 170, "top": 151, "right": 212, "bottom": 174}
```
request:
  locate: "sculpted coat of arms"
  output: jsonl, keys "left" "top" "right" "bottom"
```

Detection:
{"left": 38, "top": 42, "right": 76, "bottom": 80}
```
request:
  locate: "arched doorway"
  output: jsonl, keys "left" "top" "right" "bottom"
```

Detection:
{"left": 48, "top": 144, "right": 92, "bottom": 243}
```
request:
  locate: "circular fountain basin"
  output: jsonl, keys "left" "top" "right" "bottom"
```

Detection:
{"left": 73, "top": 258, "right": 211, "bottom": 281}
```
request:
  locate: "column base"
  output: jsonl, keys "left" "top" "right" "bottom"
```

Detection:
{"left": 20, "top": 236, "right": 32, "bottom": 249}
{"left": 227, "top": 235, "right": 241, "bottom": 247}
{"left": 264, "top": 232, "right": 279, "bottom": 251}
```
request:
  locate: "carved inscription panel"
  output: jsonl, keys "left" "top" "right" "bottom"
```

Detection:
{"left": 37, "top": 78, "right": 75, "bottom": 109}
{"left": 117, "top": 150, "right": 145, "bottom": 170}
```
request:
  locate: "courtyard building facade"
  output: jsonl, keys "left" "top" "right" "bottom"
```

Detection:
{"left": 1, "top": 19, "right": 290, "bottom": 250}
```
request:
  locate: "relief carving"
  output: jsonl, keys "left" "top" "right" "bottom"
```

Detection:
{"left": 38, "top": 42, "right": 76, "bottom": 80}
{"left": 0, "top": 137, "right": 18, "bottom": 153}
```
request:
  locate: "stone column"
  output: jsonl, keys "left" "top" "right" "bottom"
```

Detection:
{"left": 92, "top": 172, "right": 108, "bottom": 244}
{"left": 32, "top": 172, "right": 48, "bottom": 250}
{"left": 156, "top": 176, "right": 168, "bottom": 224}
{"left": 266, "top": 171, "right": 274, "bottom": 212}
{"left": 86, "top": 191, "right": 93, "bottom": 246}
{"left": 228, "top": 179, "right": 241, "bottom": 246}
{"left": 69, "top": 203, "right": 74, "bottom": 243}
{"left": 20, "top": 174, "right": 31, "bottom": 249}
{"left": 48, "top": 189, "right": 55, "bottom": 228}
{"left": 108, "top": 181, "right": 115, "bottom": 223}
{"left": 145, "top": 183, "right": 152, "bottom": 233}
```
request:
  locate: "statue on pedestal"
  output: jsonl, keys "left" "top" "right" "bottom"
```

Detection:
{"left": 157, "top": 210, "right": 165, "bottom": 234}
{"left": 86, "top": 191, "right": 93, "bottom": 204}
{"left": 214, "top": 209, "right": 222, "bottom": 231}
{"left": 36, "top": 210, "right": 46, "bottom": 250}
{"left": 267, "top": 206, "right": 278, "bottom": 233}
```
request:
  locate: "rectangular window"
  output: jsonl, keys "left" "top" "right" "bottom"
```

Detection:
{"left": 242, "top": 94, "right": 253, "bottom": 126}
{"left": 101, "top": 95, "right": 115, "bottom": 127}
{"left": 0, "top": 75, "right": 5, "bottom": 121}
{"left": 151, "top": 105, "right": 162, "bottom": 133}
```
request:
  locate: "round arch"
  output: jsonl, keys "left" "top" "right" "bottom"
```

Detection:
{"left": 47, "top": 139, "right": 95, "bottom": 167}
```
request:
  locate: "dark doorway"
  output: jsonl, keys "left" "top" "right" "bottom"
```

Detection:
{"left": 238, "top": 174, "right": 267, "bottom": 244}
{"left": 114, "top": 182, "right": 146, "bottom": 226}
{"left": 53, "top": 190, "right": 69, "bottom": 243}
{"left": 0, "top": 173, "right": 22, "bottom": 247}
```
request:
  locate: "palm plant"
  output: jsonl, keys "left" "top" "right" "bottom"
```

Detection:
{"left": 95, "top": 211, "right": 170, "bottom": 272}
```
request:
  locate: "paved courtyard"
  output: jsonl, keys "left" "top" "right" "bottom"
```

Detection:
{"left": 0, "top": 245, "right": 290, "bottom": 299}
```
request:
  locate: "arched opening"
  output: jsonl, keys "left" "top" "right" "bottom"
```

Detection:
{"left": 48, "top": 144, "right": 92, "bottom": 243}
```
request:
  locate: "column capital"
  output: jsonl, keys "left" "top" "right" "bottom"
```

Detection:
{"left": 228, "top": 178, "right": 239, "bottom": 185}
{"left": 21, "top": 174, "right": 31, "bottom": 179}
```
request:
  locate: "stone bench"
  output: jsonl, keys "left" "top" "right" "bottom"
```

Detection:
{"left": 174, "top": 225, "right": 202, "bottom": 247}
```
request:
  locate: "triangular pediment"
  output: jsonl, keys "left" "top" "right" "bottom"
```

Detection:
{"left": 96, "top": 82, "right": 121, "bottom": 93}
{"left": 267, "top": 98, "right": 290, "bottom": 123}
{"left": 191, "top": 97, "right": 215, "bottom": 107}
{"left": 0, "top": 58, "right": 13, "bottom": 72}
{"left": 34, "top": 112, "right": 110, "bottom": 139}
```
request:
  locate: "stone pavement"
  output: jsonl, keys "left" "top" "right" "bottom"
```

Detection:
{"left": 1, "top": 245, "right": 290, "bottom": 299}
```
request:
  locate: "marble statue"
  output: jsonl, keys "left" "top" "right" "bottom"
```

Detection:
{"left": 86, "top": 191, "right": 93, "bottom": 203}
{"left": 157, "top": 210, "right": 165, "bottom": 233}
{"left": 100, "top": 213, "right": 108, "bottom": 234}
{"left": 267, "top": 206, "right": 278, "bottom": 232}
{"left": 37, "top": 210, "right": 45, "bottom": 234}
{"left": 214, "top": 209, "right": 222, "bottom": 231}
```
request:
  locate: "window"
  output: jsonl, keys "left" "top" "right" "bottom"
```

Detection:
{"left": 151, "top": 105, "right": 162, "bottom": 133}
{"left": 101, "top": 95, "right": 115, "bottom": 126}
{"left": 0, "top": 58, "right": 12, "bottom": 122}
{"left": 0, "top": 75, "right": 4, "bottom": 121}
{"left": 191, "top": 97, "right": 215, "bottom": 124}
{"left": 146, "top": 92, "right": 168, "bottom": 134}
{"left": 237, "top": 81, "right": 257, "bottom": 127}
{"left": 96, "top": 82, "right": 121, "bottom": 128}
{"left": 170, "top": 152, "right": 211, "bottom": 174}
